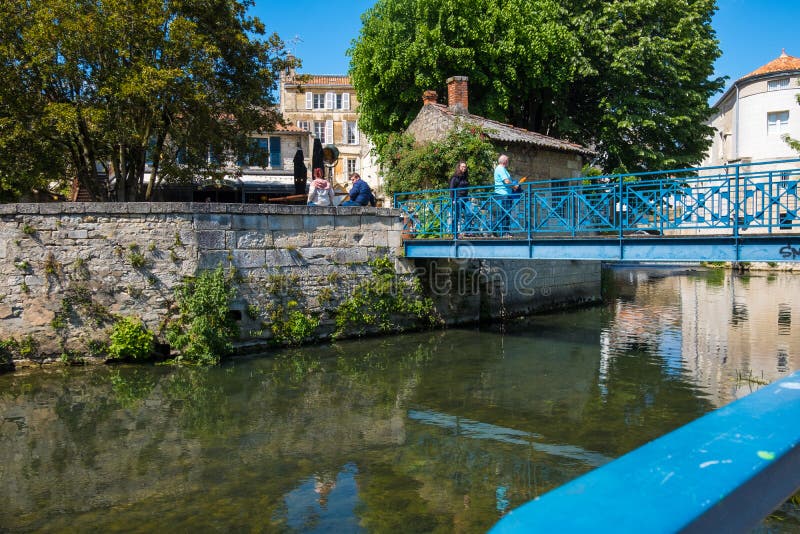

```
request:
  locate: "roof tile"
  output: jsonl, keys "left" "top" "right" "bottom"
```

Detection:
{"left": 741, "top": 50, "right": 800, "bottom": 80}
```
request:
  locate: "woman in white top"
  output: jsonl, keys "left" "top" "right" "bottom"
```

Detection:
{"left": 307, "top": 168, "right": 335, "bottom": 206}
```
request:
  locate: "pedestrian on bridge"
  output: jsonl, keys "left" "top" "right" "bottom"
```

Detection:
{"left": 450, "top": 160, "right": 471, "bottom": 236}
{"left": 494, "top": 154, "right": 518, "bottom": 237}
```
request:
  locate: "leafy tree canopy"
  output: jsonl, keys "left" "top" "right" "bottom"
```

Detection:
{"left": 349, "top": 0, "right": 724, "bottom": 173}
{"left": 0, "top": 0, "right": 297, "bottom": 201}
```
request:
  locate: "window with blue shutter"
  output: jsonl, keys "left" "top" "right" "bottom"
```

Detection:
{"left": 269, "top": 137, "right": 282, "bottom": 168}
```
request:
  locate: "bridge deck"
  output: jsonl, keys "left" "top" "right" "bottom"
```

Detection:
{"left": 395, "top": 159, "right": 800, "bottom": 262}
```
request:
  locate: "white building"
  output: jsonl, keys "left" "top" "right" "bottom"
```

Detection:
{"left": 704, "top": 50, "right": 800, "bottom": 168}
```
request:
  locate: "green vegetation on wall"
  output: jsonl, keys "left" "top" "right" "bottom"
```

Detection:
{"left": 165, "top": 266, "right": 239, "bottom": 366}
{"left": 107, "top": 316, "right": 156, "bottom": 361}
{"left": 333, "top": 256, "right": 441, "bottom": 339}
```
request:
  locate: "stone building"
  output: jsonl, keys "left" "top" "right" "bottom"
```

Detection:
{"left": 406, "top": 76, "right": 595, "bottom": 182}
{"left": 279, "top": 64, "right": 380, "bottom": 195}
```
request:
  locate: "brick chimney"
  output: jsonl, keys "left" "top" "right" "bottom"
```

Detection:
{"left": 422, "top": 90, "right": 438, "bottom": 106}
{"left": 446, "top": 76, "right": 469, "bottom": 113}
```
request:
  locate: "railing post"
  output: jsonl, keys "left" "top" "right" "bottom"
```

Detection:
{"left": 618, "top": 174, "right": 624, "bottom": 239}
{"left": 733, "top": 164, "right": 740, "bottom": 238}
{"left": 526, "top": 185, "right": 532, "bottom": 241}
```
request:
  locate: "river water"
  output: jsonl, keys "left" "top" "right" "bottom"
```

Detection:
{"left": 1, "top": 266, "right": 799, "bottom": 532}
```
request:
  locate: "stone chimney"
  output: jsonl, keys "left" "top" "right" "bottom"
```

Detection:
{"left": 422, "top": 90, "right": 438, "bottom": 106}
{"left": 447, "top": 76, "right": 469, "bottom": 114}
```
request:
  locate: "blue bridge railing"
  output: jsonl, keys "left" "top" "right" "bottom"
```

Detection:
{"left": 394, "top": 159, "right": 800, "bottom": 240}
{"left": 490, "top": 370, "right": 800, "bottom": 533}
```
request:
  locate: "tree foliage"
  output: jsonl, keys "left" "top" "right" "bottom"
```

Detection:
{"left": 785, "top": 87, "right": 800, "bottom": 154}
{"left": 378, "top": 124, "right": 496, "bottom": 195}
{"left": 349, "top": 0, "right": 724, "bottom": 173}
{"left": 0, "top": 0, "right": 297, "bottom": 201}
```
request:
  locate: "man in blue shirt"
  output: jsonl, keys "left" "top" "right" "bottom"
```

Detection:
{"left": 341, "top": 173, "right": 373, "bottom": 206}
{"left": 493, "top": 155, "right": 517, "bottom": 236}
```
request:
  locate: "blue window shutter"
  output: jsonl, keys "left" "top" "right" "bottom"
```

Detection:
{"left": 269, "top": 137, "right": 281, "bottom": 168}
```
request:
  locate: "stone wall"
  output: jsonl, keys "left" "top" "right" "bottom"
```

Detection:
{"left": 0, "top": 203, "right": 601, "bottom": 364}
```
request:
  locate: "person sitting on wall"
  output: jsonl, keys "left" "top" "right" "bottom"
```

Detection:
{"left": 341, "top": 173, "right": 374, "bottom": 207}
{"left": 307, "top": 168, "right": 335, "bottom": 206}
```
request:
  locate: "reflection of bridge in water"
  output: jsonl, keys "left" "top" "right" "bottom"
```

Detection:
{"left": 395, "top": 159, "right": 800, "bottom": 262}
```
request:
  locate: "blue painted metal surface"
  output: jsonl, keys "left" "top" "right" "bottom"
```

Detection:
{"left": 395, "top": 159, "right": 800, "bottom": 261}
{"left": 489, "top": 371, "right": 800, "bottom": 533}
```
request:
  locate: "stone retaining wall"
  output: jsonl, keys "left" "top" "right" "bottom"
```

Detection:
{"left": 0, "top": 203, "right": 600, "bottom": 364}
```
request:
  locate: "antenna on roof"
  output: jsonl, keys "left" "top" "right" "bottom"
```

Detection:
{"left": 287, "top": 35, "right": 303, "bottom": 56}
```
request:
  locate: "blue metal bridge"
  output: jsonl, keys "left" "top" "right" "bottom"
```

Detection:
{"left": 394, "top": 159, "right": 800, "bottom": 262}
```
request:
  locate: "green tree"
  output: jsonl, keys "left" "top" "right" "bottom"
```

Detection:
{"left": 349, "top": 0, "right": 724, "bottom": 173}
{"left": 0, "top": 0, "right": 297, "bottom": 201}
{"left": 785, "top": 85, "right": 800, "bottom": 154}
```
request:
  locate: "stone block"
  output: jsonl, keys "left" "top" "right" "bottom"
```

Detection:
{"left": 231, "top": 215, "right": 270, "bottom": 231}
{"left": 334, "top": 215, "right": 362, "bottom": 229}
{"left": 0, "top": 205, "right": 17, "bottom": 215}
{"left": 127, "top": 203, "right": 151, "bottom": 214}
{"left": 194, "top": 214, "right": 231, "bottom": 230}
{"left": 272, "top": 231, "right": 313, "bottom": 249}
{"left": 268, "top": 214, "right": 304, "bottom": 231}
{"left": 68, "top": 229, "right": 89, "bottom": 239}
{"left": 16, "top": 204, "right": 39, "bottom": 214}
{"left": 232, "top": 249, "right": 267, "bottom": 269}
{"left": 196, "top": 230, "right": 226, "bottom": 249}
{"left": 303, "top": 214, "right": 336, "bottom": 231}
{"left": 333, "top": 248, "right": 368, "bottom": 264}
{"left": 236, "top": 231, "right": 272, "bottom": 249}
{"left": 93, "top": 203, "right": 130, "bottom": 214}
{"left": 38, "top": 204, "right": 64, "bottom": 215}
{"left": 265, "top": 249, "right": 306, "bottom": 267}
{"left": 197, "top": 250, "right": 231, "bottom": 270}
{"left": 299, "top": 247, "right": 337, "bottom": 264}
{"left": 151, "top": 202, "right": 193, "bottom": 214}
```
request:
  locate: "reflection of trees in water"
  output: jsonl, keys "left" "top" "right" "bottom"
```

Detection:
{"left": 0, "top": 325, "right": 716, "bottom": 532}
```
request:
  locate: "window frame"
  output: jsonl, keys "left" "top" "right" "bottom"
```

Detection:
{"left": 768, "top": 78, "right": 790, "bottom": 91}
{"left": 767, "top": 110, "right": 790, "bottom": 135}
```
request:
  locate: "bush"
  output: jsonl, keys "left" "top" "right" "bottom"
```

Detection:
{"left": 269, "top": 301, "right": 320, "bottom": 346}
{"left": 165, "top": 266, "right": 238, "bottom": 365}
{"left": 377, "top": 124, "right": 496, "bottom": 195}
{"left": 107, "top": 316, "right": 155, "bottom": 361}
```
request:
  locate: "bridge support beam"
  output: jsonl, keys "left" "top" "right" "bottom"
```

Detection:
{"left": 404, "top": 236, "right": 800, "bottom": 262}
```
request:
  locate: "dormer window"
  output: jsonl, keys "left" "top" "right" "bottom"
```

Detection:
{"left": 768, "top": 78, "right": 790, "bottom": 91}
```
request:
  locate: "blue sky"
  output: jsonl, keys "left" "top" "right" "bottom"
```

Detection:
{"left": 255, "top": 0, "right": 800, "bottom": 102}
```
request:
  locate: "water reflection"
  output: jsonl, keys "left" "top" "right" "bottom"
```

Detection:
{"left": 0, "top": 269, "right": 798, "bottom": 532}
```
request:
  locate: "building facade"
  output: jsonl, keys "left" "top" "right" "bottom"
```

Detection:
{"left": 406, "top": 77, "right": 594, "bottom": 182}
{"left": 704, "top": 50, "right": 800, "bottom": 168}
{"left": 279, "top": 66, "right": 380, "bottom": 197}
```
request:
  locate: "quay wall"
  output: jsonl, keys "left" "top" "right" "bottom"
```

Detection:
{"left": 0, "top": 203, "right": 601, "bottom": 364}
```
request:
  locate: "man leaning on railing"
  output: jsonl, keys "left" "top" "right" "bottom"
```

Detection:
{"left": 493, "top": 154, "right": 518, "bottom": 237}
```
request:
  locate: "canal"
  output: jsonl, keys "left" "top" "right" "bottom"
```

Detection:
{"left": 1, "top": 266, "right": 799, "bottom": 532}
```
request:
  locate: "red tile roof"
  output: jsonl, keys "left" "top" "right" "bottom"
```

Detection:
{"left": 419, "top": 103, "right": 594, "bottom": 157}
{"left": 741, "top": 50, "right": 800, "bottom": 80}
{"left": 273, "top": 123, "right": 307, "bottom": 133}
{"left": 289, "top": 75, "right": 352, "bottom": 86}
